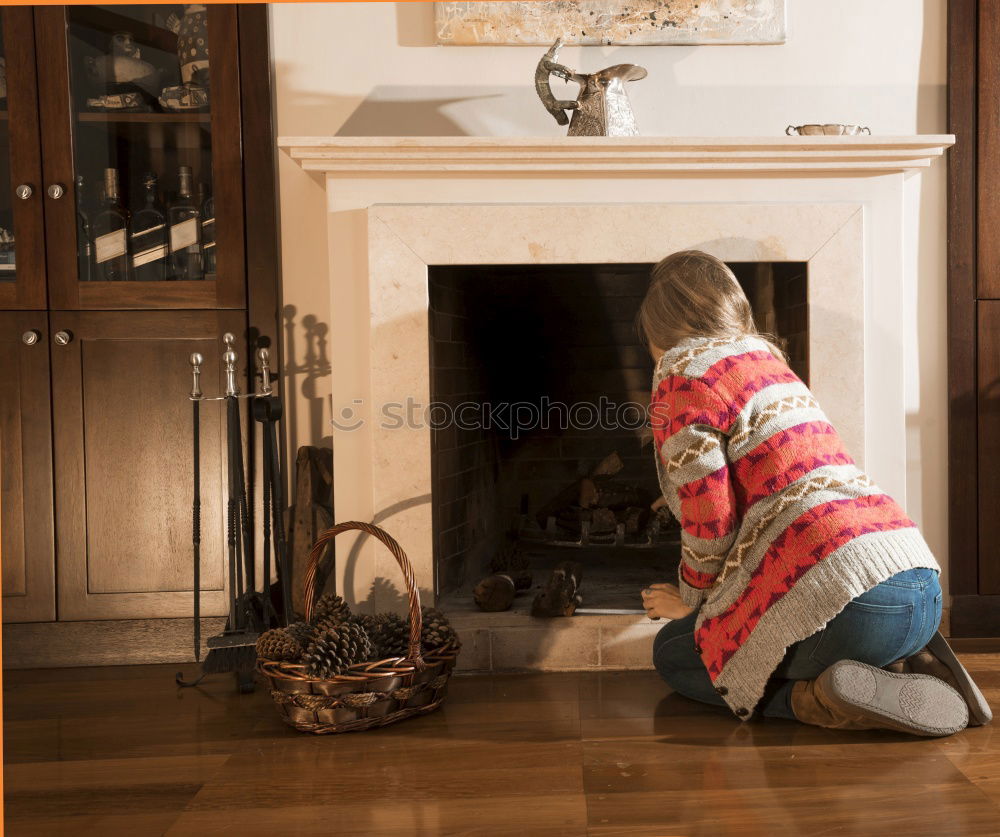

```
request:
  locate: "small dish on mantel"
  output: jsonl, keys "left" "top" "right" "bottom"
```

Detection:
{"left": 786, "top": 124, "right": 872, "bottom": 136}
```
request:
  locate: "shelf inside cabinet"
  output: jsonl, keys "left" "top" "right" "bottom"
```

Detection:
{"left": 77, "top": 112, "right": 211, "bottom": 124}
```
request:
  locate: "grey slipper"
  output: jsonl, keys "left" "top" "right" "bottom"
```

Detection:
{"left": 924, "top": 632, "right": 993, "bottom": 726}
{"left": 818, "top": 659, "right": 969, "bottom": 737}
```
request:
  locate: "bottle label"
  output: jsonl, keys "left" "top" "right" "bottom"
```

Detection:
{"left": 95, "top": 229, "right": 126, "bottom": 264}
{"left": 132, "top": 225, "right": 167, "bottom": 268}
{"left": 170, "top": 218, "right": 199, "bottom": 252}
{"left": 133, "top": 243, "right": 168, "bottom": 268}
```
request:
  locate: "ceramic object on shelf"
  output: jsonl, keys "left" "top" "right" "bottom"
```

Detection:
{"left": 170, "top": 4, "right": 210, "bottom": 87}
{"left": 786, "top": 124, "right": 871, "bottom": 136}
{"left": 161, "top": 5, "right": 210, "bottom": 112}
{"left": 158, "top": 84, "right": 209, "bottom": 112}
{"left": 86, "top": 91, "right": 151, "bottom": 113}
{"left": 84, "top": 31, "right": 160, "bottom": 98}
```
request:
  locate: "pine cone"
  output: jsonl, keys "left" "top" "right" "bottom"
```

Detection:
{"left": 490, "top": 539, "right": 530, "bottom": 574}
{"left": 418, "top": 606, "right": 461, "bottom": 652}
{"left": 285, "top": 620, "right": 316, "bottom": 650}
{"left": 368, "top": 613, "right": 411, "bottom": 659}
{"left": 313, "top": 613, "right": 349, "bottom": 636}
{"left": 302, "top": 622, "right": 374, "bottom": 678}
{"left": 489, "top": 540, "right": 532, "bottom": 591}
{"left": 311, "top": 593, "right": 352, "bottom": 626}
{"left": 255, "top": 628, "right": 302, "bottom": 662}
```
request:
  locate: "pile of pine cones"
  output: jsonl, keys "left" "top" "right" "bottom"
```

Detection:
{"left": 255, "top": 594, "right": 461, "bottom": 679}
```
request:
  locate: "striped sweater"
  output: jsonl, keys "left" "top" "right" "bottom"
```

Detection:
{"left": 651, "top": 335, "right": 939, "bottom": 717}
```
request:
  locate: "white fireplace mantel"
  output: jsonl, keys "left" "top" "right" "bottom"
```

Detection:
{"left": 279, "top": 135, "right": 954, "bottom": 175}
{"left": 279, "top": 134, "right": 953, "bottom": 643}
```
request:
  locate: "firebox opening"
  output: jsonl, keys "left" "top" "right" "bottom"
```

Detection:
{"left": 429, "top": 261, "right": 808, "bottom": 613}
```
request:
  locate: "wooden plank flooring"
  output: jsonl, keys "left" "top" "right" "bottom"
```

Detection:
{"left": 3, "top": 653, "right": 999, "bottom": 836}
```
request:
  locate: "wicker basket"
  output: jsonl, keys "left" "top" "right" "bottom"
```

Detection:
{"left": 258, "top": 521, "right": 459, "bottom": 734}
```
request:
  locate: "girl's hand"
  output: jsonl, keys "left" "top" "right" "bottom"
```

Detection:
{"left": 641, "top": 583, "right": 694, "bottom": 621}
{"left": 650, "top": 495, "right": 668, "bottom": 512}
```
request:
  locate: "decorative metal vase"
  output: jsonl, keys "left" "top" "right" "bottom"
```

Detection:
{"left": 535, "top": 38, "right": 647, "bottom": 137}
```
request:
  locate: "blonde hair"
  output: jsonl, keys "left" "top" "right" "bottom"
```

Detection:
{"left": 637, "top": 249, "right": 786, "bottom": 361}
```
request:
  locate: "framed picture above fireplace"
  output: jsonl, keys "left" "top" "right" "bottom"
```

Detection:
{"left": 435, "top": 0, "right": 787, "bottom": 46}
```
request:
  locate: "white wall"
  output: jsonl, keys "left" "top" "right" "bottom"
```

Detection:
{"left": 270, "top": 1, "right": 949, "bottom": 587}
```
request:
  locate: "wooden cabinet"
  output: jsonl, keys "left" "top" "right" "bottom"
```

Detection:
{"left": 977, "top": 303, "right": 1000, "bottom": 597}
{"left": 51, "top": 311, "right": 238, "bottom": 620}
{"left": 948, "top": 0, "right": 1000, "bottom": 634}
{"left": 0, "top": 313, "right": 55, "bottom": 622}
{"left": 0, "top": 5, "right": 281, "bottom": 629}
{"left": 0, "top": 9, "right": 46, "bottom": 310}
{"left": 34, "top": 4, "right": 245, "bottom": 311}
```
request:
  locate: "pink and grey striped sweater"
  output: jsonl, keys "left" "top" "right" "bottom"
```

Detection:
{"left": 651, "top": 335, "right": 939, "bottom": 717}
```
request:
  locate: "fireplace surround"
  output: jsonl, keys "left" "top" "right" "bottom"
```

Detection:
{"left": 280, "top": 135, "right": 953, "bottom": 670}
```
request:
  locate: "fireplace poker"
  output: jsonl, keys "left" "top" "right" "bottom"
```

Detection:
{"left": 190, "top": 352, "right": 203, "bottom": 661}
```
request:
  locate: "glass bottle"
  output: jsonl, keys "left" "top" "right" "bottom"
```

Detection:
{"left": 168, "top": 165, "right": 203, "bottom": 281}
{"left": 92, "top": 167, "right": 130, "bottom": 282}
{"left": 130, "top": 172, "right": 169, "bottom": 281}
{"left": 75, "top": 175, "right": 93, "bottom": 282}
{"left": 199, "top": 183, "right": 216, "bottom": 276}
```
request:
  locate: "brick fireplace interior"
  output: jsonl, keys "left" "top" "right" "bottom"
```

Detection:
{"left": 429, "top": 261, "right": 808, "bottom": 612}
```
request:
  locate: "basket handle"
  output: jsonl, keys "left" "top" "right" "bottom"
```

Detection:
{"left": 302, "top": 521, "right": 425, "bottom": 668}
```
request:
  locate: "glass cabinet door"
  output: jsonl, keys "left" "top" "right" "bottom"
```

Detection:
{"left": 36, "top": 5, "right": 245, "bottom": 310}
{"left": 0, "top": 8, "right": 47, "bottom": 310}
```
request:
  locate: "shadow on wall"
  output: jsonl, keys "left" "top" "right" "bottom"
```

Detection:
{"left": 273, "top": 66, "right": 546, "bottom": 136}
{"left": 282, "top": 304, "right": 332, "bottom": 458}
{"left": 332, "top": 87, "right": 547, "bottom": 137}
{"left": 332, "top": 493, "right": 434, "bottom": 611}
{"left": 338, "top": 93, "right": 485, "bottom": 136}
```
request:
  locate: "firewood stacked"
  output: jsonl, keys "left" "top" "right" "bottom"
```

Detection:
{"left": 535, "top": 451, "right": 668, "bottom": 540}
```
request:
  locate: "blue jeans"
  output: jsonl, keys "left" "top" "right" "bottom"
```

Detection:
{"left": 653, "top": 567, "right": 943, "bottom": 720}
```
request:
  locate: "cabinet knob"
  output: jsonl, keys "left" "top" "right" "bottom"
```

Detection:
{"left": 21, "top": 329, "right": 41, "bottom": 346}
{"left": 15, "top": 184, "right": 33, "bottom": 200}
{"left": 54, "top": 330, "right": 73, "bottom": 346}
{"left": 47, "top": 184, "right": 66, "bottom": 200}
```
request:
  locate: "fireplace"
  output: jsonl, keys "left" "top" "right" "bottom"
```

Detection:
{"left": 279, "top": 134, "right": 953, "bottom": 670}
{"left": 428, "top": 261, "right": 808, "bottom": 610}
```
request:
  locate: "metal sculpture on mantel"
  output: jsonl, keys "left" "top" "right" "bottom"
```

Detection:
{"left": 535, "top": 38, "right": 647, "bottom": 136}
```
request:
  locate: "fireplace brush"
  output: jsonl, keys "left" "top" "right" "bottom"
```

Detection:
{"left": 177, "top": 335, "right": 290, "bottom": 693}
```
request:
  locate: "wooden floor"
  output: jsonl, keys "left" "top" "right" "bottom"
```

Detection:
{"left": 3, "top": 651, "right": 999, "bottom": 836}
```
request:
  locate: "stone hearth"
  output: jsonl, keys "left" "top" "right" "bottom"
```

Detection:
{"left": 279, "top": 135, "right": 953, "bottom": 672}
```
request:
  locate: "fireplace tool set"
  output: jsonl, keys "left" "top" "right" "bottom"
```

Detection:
{"left": 176, "top": 333, "right": 290, "bottom": 693}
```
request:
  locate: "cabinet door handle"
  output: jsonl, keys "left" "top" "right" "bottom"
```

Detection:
{"left": 15, "top": 184, "right": 34, "bottom": 200}
{"left": 47, "top": 184, "right": 65, "bottom": 200}
{"left": 22, "top": 330, "right": 41, "bottom": 346}
{"left": 54, "top": 330, "right": 73, "bottom": 346}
